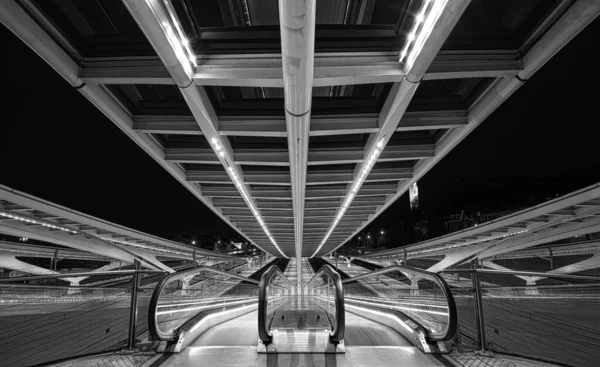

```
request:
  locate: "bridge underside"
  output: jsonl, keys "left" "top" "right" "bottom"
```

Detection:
{"left": 1, "top": 0, "right": 598, "bottom": 279}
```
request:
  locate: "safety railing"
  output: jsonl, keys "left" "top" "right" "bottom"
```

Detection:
{"left": 442, "top": 264, "right": 600, "bottom": 367}
{"left": 148, "top": 265, "right": 259, "bottom": 342}
{"left": 303, "top": 264, "right": 345, "bottom": 343}
{"left": 257, "top": 265, "right": 295, "bottom": 344}
{"left": 342, "top": 264, "right": 457, "bottom": 341}
{"left": 0, "top": 262, "right": 163, "bottom": 367}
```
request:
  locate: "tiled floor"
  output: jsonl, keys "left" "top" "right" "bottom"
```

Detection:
{"left": 157, "top": 346, "right": 446, "bottom": 367}
{"left": 48, "top": 351, "right": 156, "bottom": 367}
{"left": 444, "top": 351, "right": 561, "bottom": 367}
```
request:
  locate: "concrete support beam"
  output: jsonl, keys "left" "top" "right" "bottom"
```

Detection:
{"left": 166, "top": 144, "right": 433, "bottom": 166}
{"left": 132, "top": 111, "right": 467, "bottom": 137}
{"left": 80, "top": 51, "right": 521, "bottom": 87}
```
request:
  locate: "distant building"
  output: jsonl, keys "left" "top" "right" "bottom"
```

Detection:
{"left": 444, "top": 210, "right": 475, "bottom": 233}
{"left": 443, "top": 209, "right": 518, "bottom": 234}
{"left": 476, "top": 210, "right": 516, "bottom": 224}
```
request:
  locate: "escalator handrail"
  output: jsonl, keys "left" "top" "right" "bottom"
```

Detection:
{"left": 149, "top": 265, "right": 259, "bottom": 341}
{"left": 303, "top": 265, "right": 345, "bottom": 343}
{"left": 257, "top": 265, "right": 293, "bottom": 343}
{"left": 342, "top": 264, "right": 457, "bottom": 342}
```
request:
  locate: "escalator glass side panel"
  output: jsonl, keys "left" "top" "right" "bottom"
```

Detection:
{"left": 148, "top": 266, "right": 259, "bottom": 341}
{"left": 342, "top": 264, "right": 457, "bottom": 341}
{"left": 258, "top": 265, "right": 295, "bottom": 343}
{"left": 303, "top": 264, "right": 345, "bottom": 343}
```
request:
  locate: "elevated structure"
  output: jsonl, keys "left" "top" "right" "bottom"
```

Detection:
{"left": 0, "top": 184, "right": 233, "bottom": 272}
{"left": 361, "top": 183, "right": 600, "bottom": 272}
{"left": 1, "top": 0, "right": 598, "bottom": 285}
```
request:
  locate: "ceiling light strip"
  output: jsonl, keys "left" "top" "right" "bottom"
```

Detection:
{"left": 408, "top": 229, "right": 530, "bottom": 256}
{"left": 310, "top": 138, "right": 385, "bottom": 257}
{"left": 311, "top": 0, "right": 449, "bottom": 257}
{"left": 140, "top": 1, "right": 282, "bottom": 257}
{"left": 161, "top": 0, "right": 197, "bottom": 66}
{"left": 210, "top": 137, "right": 287, "bottom": 258}
{"left": 399, "top": 0, "right": 448, "bottom": 71}
{"left": 0, "top": 211, "right": 77, "bottom": 234}
{"left": 0, "top": 210, "right": 191, "bottom": 257}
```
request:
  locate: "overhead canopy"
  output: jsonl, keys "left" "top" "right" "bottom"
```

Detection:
{"left": 1, "top": 0, "right": 598, "bottom": 267}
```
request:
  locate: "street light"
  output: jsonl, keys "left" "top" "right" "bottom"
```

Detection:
{"left": 380, "top": 230, "right": 384, "bottom": 235}
{"left": 192, "top": 240, "right": 196, "bottom": 245}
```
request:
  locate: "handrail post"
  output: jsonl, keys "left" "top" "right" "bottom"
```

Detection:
{"left": 471, "top": 259, "right": 487, "bottom": 353}
{"left": 52, "top": 249, "right": 59, "bottom": 270}
{"left": 127, "top": 260, "right": 141, "bottom": 349}
{"left": 334, "top": 251, "right": 338, "bottom": 270}
{"left": 327, "top": 277, "right": 331, "bottom": 315}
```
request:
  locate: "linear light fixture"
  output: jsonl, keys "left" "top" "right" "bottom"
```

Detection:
{"left": 0, "top": 210, "right": 193, "bottom": 257}
{"left": 143, "top": 0, "right": 197, "bottom": 77}
{"left": 311, "top": 138, "right": 385, "bottom": 257}
{"left": 0, "top": 211, "right": 77, "bottom": 234}
{"left": 161, "top": 0, "right": 197, "bottom": 66}
{"left": 99, "top": 236, "right": 190, "bottom": 256}
{"left": 408, "top": 229, "right": 530, "bottom": 256}
{"left": 312, "top": 0, "right": 450, "bottom": 258}
{"left": 400, "top": 0, "right": 448, "bottom": 72}
{"left": 209, "top": 136, "right": 287, "bottom": 258}
{"left": 142, "top": 0, "right": 284, "bottom": 258}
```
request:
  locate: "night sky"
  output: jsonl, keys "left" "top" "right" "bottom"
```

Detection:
{"left": 1, "top": 19, "right": 599, "bottom": 247}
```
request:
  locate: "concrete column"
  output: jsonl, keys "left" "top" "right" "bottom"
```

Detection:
{"left": 67, "top": 279, "right": 81, "bottom": 295}
{"left": 52, "top": 249, "right": 59, "bottom": 270}
{"left": 181, "top": 274, "right": 195, "bottom": 296}
{"left": 409, "top": 276, "right": 420, "bottom": 296}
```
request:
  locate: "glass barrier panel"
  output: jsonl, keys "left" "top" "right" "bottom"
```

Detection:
{"left": 443, "top": 271, "right": 481, "bottom": 350}
{"left": 301, "top": 265, "right": 344, "bottom": 343}
{"left": 0, "top": 284, "right": 134, "bottom": 367}
{"left": 303, "top": 272, "right": 336, "bottom": 327}
{"left": 481, "top": 276, "right": 600, "bottom": 367}
{"left": 265, "top": 272, "right": 294, "bottom": 331}
{"left": 445, "top": 269, "right": 600, "bottom": 367}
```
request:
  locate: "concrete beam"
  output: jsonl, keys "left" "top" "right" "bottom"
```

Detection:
{"left": 80, "top": 51, "right": 521, "bottom": 87}
{"left": 133, "top": 111, "right": 467, "bottom": 137}
{"left": 166, "top": 144, "right": 433, "bottom": 166}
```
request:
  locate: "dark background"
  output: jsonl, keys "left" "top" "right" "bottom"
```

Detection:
{"left": 1, "top": 19, "right": 598, "bottom": 247}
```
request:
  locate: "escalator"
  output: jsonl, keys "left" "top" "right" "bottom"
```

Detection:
{"left": 144, "top": 258, "right": 457, "bottom": 365}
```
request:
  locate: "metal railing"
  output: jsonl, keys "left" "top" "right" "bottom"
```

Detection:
{"left": 303, "top": 264, "right": 345, "bottom": 343}
{"left": 148, "top": 265, "right": 260, "bottom": 342}
{"left": 0, "top": 261, "right": 163, "bottom": 367}
{"left": 257, "top": 265, "right": 295, "bottom": 344}
{"left": 342, "top": 264, "right": 457, "bottom": 342}
{"left": 442, "top": 264, "right": 600, "bottom": 367}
